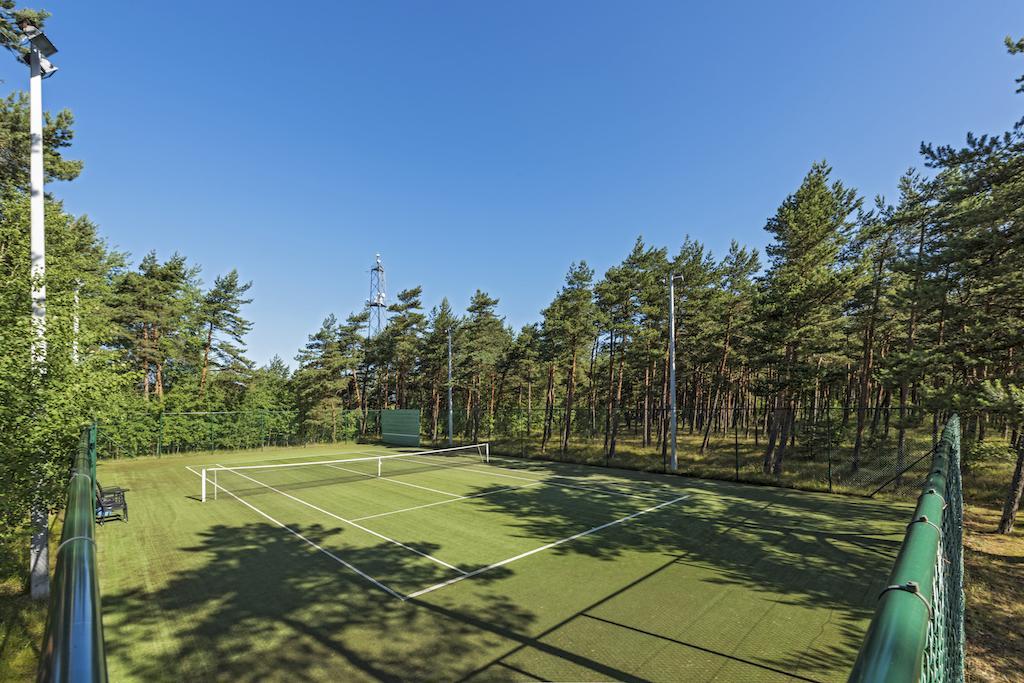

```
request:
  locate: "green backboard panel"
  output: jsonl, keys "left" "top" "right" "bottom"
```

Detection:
{"left": 381, "top": 409, "right": 421, "bottom": 447}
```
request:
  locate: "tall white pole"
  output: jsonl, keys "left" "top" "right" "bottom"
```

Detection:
{"left": 669, "top": 274, "right": 678, "bottom": 472}
{"left": 30, "top": 50, "right": 46, "bottom": 364}
{"left": 72, "top": 281, "right": 80, "bottom": 364}
{"left": 447, "top": 328, "right": 454, "bottom": 446}
{"left": 28, "top": 45, "right": 49, "bottom": 600}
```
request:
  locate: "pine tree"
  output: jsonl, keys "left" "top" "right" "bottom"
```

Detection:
{"left": 758, "top": 161, "right": 861, "bottom": 476}
{"left": 541, "top": 263, "right": 596, "bottom": 454}
{"left": 420, "top": 299, "right": 458, "bottom": 440}
{"left": 198, "top": 270, "right": 253, "bottom": 397}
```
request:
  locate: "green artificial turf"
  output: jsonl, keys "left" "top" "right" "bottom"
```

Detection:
{"left": 93, "top": 443, "right": 911, "bottom": 682}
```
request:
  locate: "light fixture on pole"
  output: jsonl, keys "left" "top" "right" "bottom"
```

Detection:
{"left": 669, "top": 273, "right": 683, "bottom": 472}
{"left": 18, "top": 19, "right": 58, "bottom": 601}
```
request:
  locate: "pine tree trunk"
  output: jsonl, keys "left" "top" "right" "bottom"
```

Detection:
{"left": 997, "top": 436, "right": 1024, "bottom": 534}
{"left": 430, "top": 385, "right": 439, "bottom": 441}
{"left": 141, "top": 325, "right": 151, "bottom": 400}
{"left": 644, "top": 362, "right": 652, "bottom": 447}
{"left": 852, "top": 317, "right": 875, "bottom": 472}
{"left": 604, "top": 331, "right": 615, "bottom": 452}
{"left": 609, "top": 357, "right": 625, "bottom": 457}
{"left": 155, "top": 361, "right": 165, "bottom": 401}
{"left": 199, "top": 321, "right": 213, "bottom": 397}
{"left": 541, "top": 365, "right": 555, "bottom": 453}
{"left": 561, "top": 348, "right": 578, "bottom": 453}
{"left": 701, "top": 317, "right": 733, "bottom": 454}
{"left": 762, "top": 399, "right": 778, "bottom": 474}
{"left": 589, "top": 337, "right": 599, "bottom": 438}
{"left": 527, "top": 372, "right": 533, "bottom": 438}
{"left": 772, "top": 403, "right": 793, "bottom": 478}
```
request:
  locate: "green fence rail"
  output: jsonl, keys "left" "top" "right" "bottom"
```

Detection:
{"left": 37, "top": 423, "right": 108, "bottom": 682}
{"left": 848, "top": 414, "right": 964, "bottom": 683}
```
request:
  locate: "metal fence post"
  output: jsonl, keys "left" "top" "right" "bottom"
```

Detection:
{"left": 827, "top": 407, "right": 833, "bottom": 493}
{"left": 734, "top": 407, "right": 740, "bottom": 482}
{"left": 156, "top": 410, "right": 163, "bottom": 457}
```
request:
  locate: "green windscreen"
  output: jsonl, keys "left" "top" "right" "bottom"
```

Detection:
{"left": 380, "top": 409, "right": 421, "bottom": 447}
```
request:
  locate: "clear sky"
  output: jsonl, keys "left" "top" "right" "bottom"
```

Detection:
{"left": 5, "top": 1, "right": 1022, "bottom": 367}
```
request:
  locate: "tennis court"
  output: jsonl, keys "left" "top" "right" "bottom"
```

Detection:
{"left": 94, "top": 443, "right": 911, "bottom": 682}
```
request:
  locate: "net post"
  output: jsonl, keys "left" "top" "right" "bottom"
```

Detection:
{"left": 377, "top": 458, "right": 382, "bottom": 477}
{"left": 485, "top": 443, "right": 490, "bottom": 463}
{"left": 201, "top": 468, "right": 207, "bottom": 502}
{"left": 214, "top": 469, "right": 218, "bottom": 500}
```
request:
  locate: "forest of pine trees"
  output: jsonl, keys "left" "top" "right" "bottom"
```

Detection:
{"left": 2, "top": 28, "right": 1024, "bottom": 543}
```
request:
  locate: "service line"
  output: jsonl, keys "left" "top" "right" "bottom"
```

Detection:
{"left": 404, "top": 494, "right": 690, "bottom": 601}
{"left": 183, "top": 464, "right": 405, "bottom": 600}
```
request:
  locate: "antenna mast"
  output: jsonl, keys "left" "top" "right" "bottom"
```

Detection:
{"left": 367, "top": 254, "right": 387, "bottom": 339}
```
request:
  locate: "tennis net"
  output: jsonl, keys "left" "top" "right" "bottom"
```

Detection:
{"left": 200, "top": 443, "right": 490, "bottom": 502}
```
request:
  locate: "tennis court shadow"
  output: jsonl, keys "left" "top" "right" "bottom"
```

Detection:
{"left": 101, "top": 522, "right": 532, "bottom": 682}
{"left": 460, "top": 478, "right": 907, "bottom": 680}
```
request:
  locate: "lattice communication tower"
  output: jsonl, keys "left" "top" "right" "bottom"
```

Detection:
{"left": 367, "top": 253, "right": 387, "bottom": 339}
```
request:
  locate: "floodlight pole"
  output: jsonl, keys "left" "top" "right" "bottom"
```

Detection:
{"left": 29, "top": 47, "right": 45, "bottom": 366}
{"left": 447, "top": 328, "right": 454, "bottom": 446}
{"left": 27, "top": 36, "right": 50, "bottom": 601}
{"left": 669, "top": 274, "right": 682, "bottom": 472}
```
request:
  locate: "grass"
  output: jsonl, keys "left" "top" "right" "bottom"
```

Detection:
{"left": 6, "top": 435, "right": 1015, "bottom": 680}
{"left": 484, "top": 422, "right": 942, "bottom": 498}
{"left": 82, "top": 442, "right": 912, "bottom": 681}
{"left": 0, "top": 519, "right": 58, "bottom": 681}
{"left": 962, "top": 454, "right": 1024, "bottom": 683}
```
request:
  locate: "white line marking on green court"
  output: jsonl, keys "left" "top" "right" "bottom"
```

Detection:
{"left": 217, "top": 464, "right": 468, "bottom": 575}
{"left": 183, "top": 465, "right": 406, "bottom": 600}
{"left": 397, "top": 455, "right": 671, "bottom": 502}
{"left": 320, "top": 461, "right": 463, "bottom": 498}
{"left": 351, "top": 482, "right": 545, "bottom": 522}
{"left": 403, "top": 495, "right": 690, "bottom": 601}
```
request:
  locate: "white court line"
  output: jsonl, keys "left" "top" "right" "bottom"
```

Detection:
{"left": 351, "top": 482, "right": 545, "bottom": 522}
{"left": 217, "top": 464, "right": 468, "bottom": 575}
{"left": 183, "top": 465, "right": 405, "bottom": 600}
{"left": 404, "top": 495, "right": 690, "bottom": 600}
{"left": 320, "top": 462, "right": 462, "bottom": 499}
{"left": 488, "top": 456, "right": 675, "bottom": 501}
{"left": 398, "top": 456, "right": 670, "bottom": 502}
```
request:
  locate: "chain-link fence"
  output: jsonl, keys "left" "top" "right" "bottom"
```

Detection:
{"left": 424, "top": 404, "right": 963, "bottom": 497}
{"left": 96, "top": 402, "right": 1008, "bottom": 499}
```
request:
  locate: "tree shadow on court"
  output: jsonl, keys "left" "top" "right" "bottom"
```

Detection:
{"left": 101, "top": 459, "right": 912, "bottom": 682}
{"left": 456, "top": 471, "right": 908, "bottom": 681}
{"left": 101, "top": 522, "right": 535, "bottom": 682}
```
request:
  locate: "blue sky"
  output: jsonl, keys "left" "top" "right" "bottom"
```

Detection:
{"left": 5, "top": 1, "right": 1022, "bottom": 366}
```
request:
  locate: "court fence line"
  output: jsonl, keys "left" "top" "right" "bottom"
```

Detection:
{"left": 848, "top": 414, "right": 964, "bottom": 683}
{"left": 37, "top": 423, "right": 108, "bottom": 682}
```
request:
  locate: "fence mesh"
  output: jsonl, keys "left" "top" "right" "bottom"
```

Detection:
{"left": 426, "top": 405, "right": 965, "bottom": 497}
{"left": 849, "top": 414, "right": 964, "bottom": 682}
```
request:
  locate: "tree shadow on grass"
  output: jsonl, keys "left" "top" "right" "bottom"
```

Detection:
{"left": 101, "top": 460, "right": 910, "bottom": 682}
{"left": 102, "top": 522, "right": 532, "bottom": 682}
{"left": 457, "top": 474, "right": 908, "bottom": 681}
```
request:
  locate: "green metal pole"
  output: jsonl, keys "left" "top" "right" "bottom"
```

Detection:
{"left": 156, "top": 411, "right": 163, "bottom": 458}
{"left": 734, "top": 408, "right": 740, "bottom": 482}
{"left": 827, "top": 408, "right": 833, "bottom": 493}
{"left": 88, "top": 422, "right": 97, "bottom": 493}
